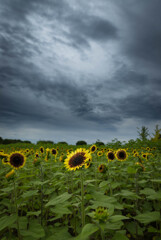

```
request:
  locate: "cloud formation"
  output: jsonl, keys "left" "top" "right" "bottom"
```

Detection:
{"left": 0, "top": 0, "right": 161, "bottom": 143}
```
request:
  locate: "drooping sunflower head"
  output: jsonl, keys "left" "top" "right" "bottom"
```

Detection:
{"left": 64, "top": 148, "right": 91, "bottom": 171}
{"left": 90, "top": 145, "right": 97, "bottom": 153}
{"left": 107, "top": 151, "right": 115, "bottom": 161}
{"left": 116, "top": 149, "right": 128, "bottom": 161}
{"left": 8, "top": 152, "right": 26, "bottom": 170}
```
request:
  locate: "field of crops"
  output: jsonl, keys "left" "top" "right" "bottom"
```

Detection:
{"left": 0, "top": 141, "right": 161, "bottom": 240}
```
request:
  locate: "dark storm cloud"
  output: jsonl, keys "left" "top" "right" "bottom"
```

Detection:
{"left": 65, "top": 14, "right": 118, "bottom": 48}
{"left": 119, "top": 0, "right": 161, "bottom": 67}
{"left": 0, "top": 0, "right": 161, "bottom": 143}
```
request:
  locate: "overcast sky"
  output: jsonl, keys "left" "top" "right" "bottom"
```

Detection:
{"left": 0, "top": 0, "right": 161, "bottom": 144}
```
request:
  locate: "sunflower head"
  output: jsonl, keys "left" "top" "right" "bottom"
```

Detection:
{"left": 0, "top": 153, "right": 9, "bottom": 164}
{"left": 97, "top": 151, "right": 103, "bottom": 157}
{"left": 133, "top": 152, "right": 139, "bottom": 157}
{"left": 90, "top": 145, "right": 97, "bottom": 153}
{"left": 64, "top": 148, "right": 91, "bottom": 171}
{"left": 40, "top": 146, "right": 44, "bottom": 154}
{"left": 107, "top": 151, "right": 115, "bottom": 161}
{"left": 94, "top": 207, "right": 109, "bottom": 222}
{"left": 85, "top": 159, "right": 92, "bottom": 168}
{"left": 35, "top": 152, "right": 39, "bottom": 158}
{"left": 8, "top": 152, "right": 26, "bottom": 170}
{"left": 116, "top": 149, "right": 128, "bottom": 161}
{"left": 51, "top": 148, "right": 58, "bottom": 155}
{"left": 98, "top": 164, "right": 106, "bottom": 173}
{"left": 142, "top": 153, "right": 147, "bottom": 159}
{"left": 45, "top": 148, "right": 50, "bottom": 162}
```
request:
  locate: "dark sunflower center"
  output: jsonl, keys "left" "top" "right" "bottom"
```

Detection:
{"left": 10, "top": 153, "right": 24, "bottom": 167}
{"left": 108, "top": 152, "right": 115, "bottom": 160}
{"left": 118, "top": 151, "right": 126, "bottom": 159}
{"left": 69, "top": 153, "right": 85, "bottom": 167}
{"left": 91, "top": 146, "right": 96, "bottom": 152}
{"left": 40, "top": 148, "right": 44, "bottom": 153}
{"left": 52, "top": 149, "right": 56, "bottom": 154}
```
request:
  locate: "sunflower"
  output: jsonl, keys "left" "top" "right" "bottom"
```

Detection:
{"left": 35, "top": 152, "right": 39, "bottom": 158}
{"left": 142, "top": 153, "right": 147, "bottom": 159}
{"left": 133, "top": 152, "right": 139, "bottom": 157}
{"left": 0, "top": 153, "right": 9, "bottom": 164}
{"left": 8, "top": 152, "right": 26, "bottom": 170}
{"left": 106, "top": 151, "right": 115, "bottom": 161}
{"left": 45, "top": 148, "right": 50, "bottom": 162}
{"left": 51, "top": 148, "right": 58, "bottom": 155}
{"left": 94, "top": 207, "right": 109, "bottom": 222}
{"left": 97, "top": 151, "right": 103, "bottom": 157}
{"left": 90, "top": 145, "right": 97, "bottom": 153}
{"left": 40, "top": 146, "right": 44, "bottom": 154}
{"left": 98, "top": 164, "right": 106, "bottom": 173}
{"left": 64, "top": 148, "right": 91, "bottom": 171}
{"left": 116, "top": 149, "right": 128, "bottom": 161}
{"left": 85, "top": 162, "right": 91, "bottom": 169}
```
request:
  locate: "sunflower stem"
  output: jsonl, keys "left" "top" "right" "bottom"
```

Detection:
{"left": 80, "top": 171, "right": 85, "bottom": 228}
{"left": 13, "top": 179, "right": 21, "bottom": 240}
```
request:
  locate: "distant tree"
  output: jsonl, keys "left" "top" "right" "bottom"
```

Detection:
{"left": 0, "top": 137, "right": 3, "bottom": 144}
{"left": 151, "top": 125, "right": 161, "bottom": 141}
{"left": 57, "top": 141, "right": 68, "bottom": 145}
{"left": 95, "top": 139, "right": 105, "bottom": 146}
{"left": 37, "top": 140, "right": 54, "bottom": 145}
{"left": 76, "top": 140, "right": 87, "bottom": 146}
{"left": 137, "top": 126, "right": 149, "bottom": 142}
{"left": 23, "top": 140, "right": 31, "bottom": 143}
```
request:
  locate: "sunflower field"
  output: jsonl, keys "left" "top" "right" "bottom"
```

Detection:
{"left": 0, "top": 140, "right": 161, "bottom": 240}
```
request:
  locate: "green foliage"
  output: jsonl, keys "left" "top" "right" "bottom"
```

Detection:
{"left": 0, "top": 140, "right": 161, "bottom": 239}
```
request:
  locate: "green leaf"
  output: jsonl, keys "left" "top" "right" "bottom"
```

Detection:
{"left": 125, "top": 222, "right": 144, "bottom": 236}
{"left": 151, "top": 179, "right": 161, "bottom": 183}
{"left": 46, "top": 227, "right": 72, "bottom": 240}
{"left": 31, "top": 180, "right": 50, "bottom": 186}
{"left": 134, "top": 211, "right": 160, "bottom": 224}
{"left": 112, "top": 232, "right": 129, "bottom": 240}
{"left": 127, "top": 167, "right": 137, "bottom": 174}
{"left": 105, "top": 221, "right": 124, "bottom": 230}
{"left": 109, "top": 215, "right": 129, "bottom": 223}
{"left": 99, "top": 181, "right": 108, "bottom": 188}
{"left": 118, "top": 190, "right": 140, "bottom": 199}
{"left": 21, "top": 190, "right": 38, "bottom": 199}
{"left": 45, "top": 192, "right": 72, "bottom": 207}
{"left": 20, "top": 220, "right": 45, "bottom": 239}
{"left": 0, "top": 214, "right": 17, "bottom": 231}
{"left": 147, "top": 191, "right": 161, "bottom": 200}
{"left": 140, "top": 188, "right": 156, "bottom": 195}
{"left": 51, "top": 205, "right": 72, "bottom": 215}
{"left": 27, "top": 211, "right": 41, "bottom": 217}
{"left": 75, "top": 223, "right": 99, "bottom": 240}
